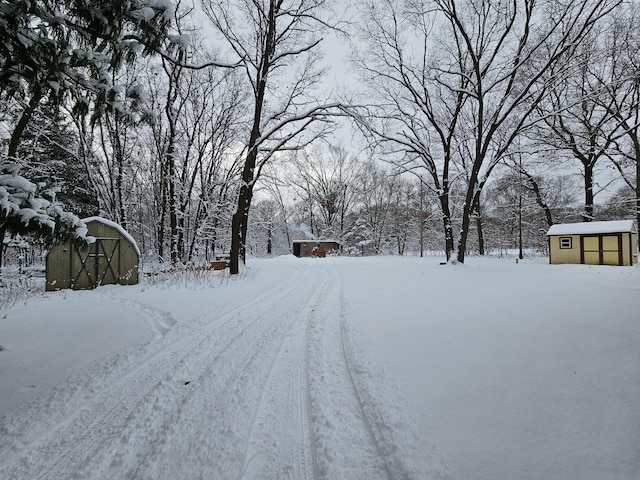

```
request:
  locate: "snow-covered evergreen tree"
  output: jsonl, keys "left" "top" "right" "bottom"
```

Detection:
{"left": 0, "top": 0, "right": 174, "bottom": 266}
{"left": 0, "top": 163, "right": 89, "bottom": 263}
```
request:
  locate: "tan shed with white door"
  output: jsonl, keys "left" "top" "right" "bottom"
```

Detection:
{"left": 46, "top": 217, "right": 140, "bottom": 290}
{"left": 547, "top": 220, "right": 638, "bottom": 266}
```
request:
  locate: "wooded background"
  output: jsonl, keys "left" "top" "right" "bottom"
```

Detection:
{"left": 1, "top": 0, "right": 638, "bottom": 272}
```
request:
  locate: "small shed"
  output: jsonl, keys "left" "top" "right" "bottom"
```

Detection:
{"left": 292, "top": 240, "right": 341, "bottom": 258}
{"left": 547, "top": 220, "right": 638, "bottom": 266}
{"left": 46, "top": 216, "right": 140, "bottom": 290}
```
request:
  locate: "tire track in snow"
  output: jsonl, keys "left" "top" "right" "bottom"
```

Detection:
{"left": 337, "top": 276, "right": 451, "bottom": 480}
{"left": 337, "top": 295, "right": 403, "bottom": 480}
{"left": 338, "top": 296, "right": 394, "bottom": 480}
{"left": 119, "top": 264, "right": 328, "bottom": 480}
{"left": 0, "top": 265, "right": 308, "bottom": 480}
{"left": 1, "top": 260, "right": 449, "bottom": 480}
{"left": 237, "top": 266, "right": 331, "bottom": 480}
{"left": 305, "top": 266, "right": 394, "bottom": 480}
{"left": 232, "top": 263, "right": 403, "bottom": 480}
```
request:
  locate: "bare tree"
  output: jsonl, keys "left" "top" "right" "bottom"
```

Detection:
{"left": 129, "top": 4, "right": 247, "bottom": 265}
{"left": 348, "top": 159, "right": 397, "bottom": 254}
{"left": 595, "top": 3, "right": 640, "bottom": 229}
{"left": 532, "top": 29, "right": 628, "bottom": 222}
{"left": 484, "top": 164, "right": 578, "bottom": 254}
{"left": 354, "top": 0, "right": 620, "bottom": 263}
{"left": 201, "top": 0, "right": 345, "bottom": 274}
{"left": 388, "top": 177, "right": 425, "bottom": 255}
{"left": 289, "top": 145, "right": 362, "bottom": 239}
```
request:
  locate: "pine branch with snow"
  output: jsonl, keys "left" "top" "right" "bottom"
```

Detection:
{"left": 0, "top": 163, "right": 90, "bottom": 247}
{"left": 0, "top": 0, "right": 176, "bottom": 126}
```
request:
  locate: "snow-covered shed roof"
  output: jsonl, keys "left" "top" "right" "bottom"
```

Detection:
{"left": 292, "top": 239, "right": 341, "bottom": 244}
{"left": 82, "top": 216, "right": 141, "bottom": 256}
{"left": 547, "top": 220, "right": 636, "bottom": 236}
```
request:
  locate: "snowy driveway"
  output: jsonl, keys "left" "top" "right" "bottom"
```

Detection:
{"left": 1, "top": 256, "right": 639, "bottom": 479}
{"left": 0, "top": 259, "right": 440, "bottom": 479}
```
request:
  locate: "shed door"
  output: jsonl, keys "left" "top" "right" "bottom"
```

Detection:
{"left": 582, "top": 235, "right": 622, "bottom": 266}
{"left": 602, "top": 235, "right": 621, "bottom": 265}
{"left": 73, "top": 238, "right": 120, "bottom": 289}
{"left": 583, "top": 236, "right": 600, "bottom": 265}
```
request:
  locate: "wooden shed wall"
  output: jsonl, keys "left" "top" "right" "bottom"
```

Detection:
{"left": 549, "top": 235, "right": 581, "bottom": 265}
{"left": 46, "top": 242, "right": 73, "bottom": 290}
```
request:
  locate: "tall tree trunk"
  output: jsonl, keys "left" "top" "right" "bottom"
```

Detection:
{"left": 2, "top": 91, "right": 43, "bottom": 268}
{"left": 438, "top": 154, "right": 455, "bottom": 261}
{"left": 0, "top": 228, "right": 4, "bottom": 273}
{"left": 583, "top": 160, "right": 595, "bottom": 222}
{"left": 114, "top": 126, "right": 127, "bottom": 230}
{"left": 230, "top": 181, "right": 255, "bottom": 273}
{"left": 8, "top": 91, "right": 42, "bottom": 160}
{"left": 230, "top": 137, "right": 260, "bottom": 273}
{"left": 522, "top": 171, "right": 554, "bottom": 227}
{"left": 636, "top": 155, "right": 640, "bottom": 236}
{"left": 267, "top": 225, "right": 272, "bottom": 255}
{"left": 440, "top": 190, "right": 454, "bottom": 261}
{"left": 476, "top": 200, "right": 485, "bottom": 256}
{"left": 419, "top": 181, "right": 425, "bottom": 258}
{"left": 457, "top": 168, "right": 482, "bottom": 265}
{"left": 633, "top": 133, "right": 640, "bottom": 233}
{"left": 518, "top": 187, "right": 524, "bottom": 260}
{"left": 167, "top": 143, "right": 180, "bottom": 264}
{"left": 457, "top": 209, "right": 471, "bottom": 264}
{"left": 157, "top": 164, "right": 167, "bottom": 262}
{"left": 229, "top": 1, "right": 277, "bottom": 274}
{"left": 442, "top": 216, "right": 454, "bottom": 261}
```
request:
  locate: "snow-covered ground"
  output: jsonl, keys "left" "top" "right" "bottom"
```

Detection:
{"left": 0, "top": 255, "right": 639, "bottom": 479}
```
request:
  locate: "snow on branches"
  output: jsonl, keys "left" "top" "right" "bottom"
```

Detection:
{"left": 0, "top": 0, "right": 176, "bottom": 123}
{"left": 0, "top": 163, "right": 91, "bottom": 246}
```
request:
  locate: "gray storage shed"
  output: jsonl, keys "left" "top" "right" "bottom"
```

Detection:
{"left": 46, "top": 217, "right": 140, "bottom": 291}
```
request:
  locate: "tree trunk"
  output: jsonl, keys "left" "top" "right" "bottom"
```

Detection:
{"left": 157, "top": 170, "right": 167, "bottom": 262}
{"left": 230, "top": 140, "right": 260, "bottom": 273}
{"left": 0, "top": 228, "right": 4, "bottom": 273}
{"left": 167, "top": 143, "right": 180, "bottom": 264}
{"left": 229, "top": 204, "right": 243, "bottom": 274}
{"left": 3, "top": 92, "right": 44, "bottom": 269}
{"left": 518, "top": 188, "right": 524, "bottom": 260}
{"left": 457, "top": 208, "right": 471, "bottom": 264}
{"left": 439, "top": 186, "right": 454, "bottom": 261}
{"left": 114, "top": 128, "right": 127, "bottom": 230}
{"left": 633, "top": 132, "right": 640, "bottom": 234}
{"left": 8, "top": 91, "right": 42, "bottom": 159}
{"left": 442, "top": 213, "right": 454, "bottom": 261}
{"left": 523, "top": 172, "right": 554, "bottom": 227}
{"left": 583, "top": 160, "right": 595, "bottom": 222}
{"left": 457, "top": 171, "right": 482, "bottom": 265}
{"left": 267, "top": 226, "right": 272, "bottom": 255}
{"left": 229, "top": 1, "right": 277, "bottom": 274}
{"left": 636, "top": 155, "right": 640, "bottom": 236}
{"left": 230, "top": 182, "right": 254, "bottom": 273}
{"left": 476, "top": 200, "right": 485, "bottom": 256}
{"left": 419, "top": 181, "right": 425, "bottom": 258}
